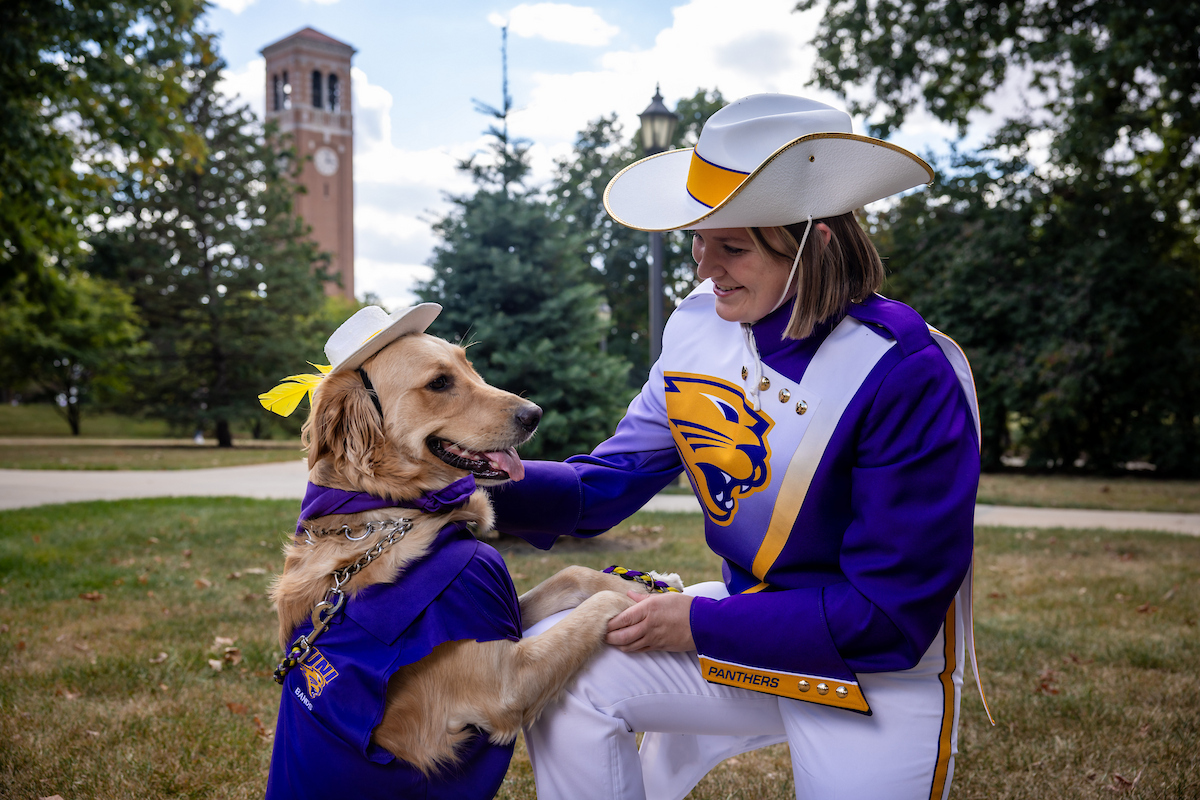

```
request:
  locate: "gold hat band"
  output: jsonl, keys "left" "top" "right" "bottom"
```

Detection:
{"left": 686, "top": 151, "right": 750, "bottom": 209}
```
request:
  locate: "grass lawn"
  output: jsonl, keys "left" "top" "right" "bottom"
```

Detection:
{"left": 0, "top": 444, "right": 305, "bottom": 471}
{"left": 977, "top": 473, "right": 1200, "bottom": 514}
{"left": 1, "top": 499, "right": 1197, "bottom": 798}
{"left": 0, "top": 403, "right": 300, "bottom": 442}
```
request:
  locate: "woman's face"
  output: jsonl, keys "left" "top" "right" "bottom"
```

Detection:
{"left": 691, "top": 228, "right": 795, "bottom": 324}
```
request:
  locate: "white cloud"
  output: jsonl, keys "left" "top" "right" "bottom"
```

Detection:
{"left": 216, "top": 57, "right": 265, "bottom": 118}
{"left": 210, "top": 0, "right": 257, "bottom": 14}
{"left": 492, "top": 3, "right": 619, "bottom": 47}
{"left": 506, "top": 0, "right": 839, "bottom": 182}
{"left": 351, "top": 67, "right": 479, "bottom": 304}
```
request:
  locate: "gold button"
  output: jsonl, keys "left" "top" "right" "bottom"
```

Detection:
{"left": 741, "top": 366, "right": 748, "bottom": 380}
{"left": 796, "top": 400, "right": 808, "bottom": 415}
{"left": 816, "top": 682, "right": 829, "bottom": 695}
{"left": 778, "top": 388, "right": 791, "bottom": 403}
{"left": 798, "top": 680, "right": 810, "bottom": 692}
{"left": 759, "top": 376, "right": 770, "bottom": 390}
{"left": 835, "top": 686, "right": 848, "bottom": 699}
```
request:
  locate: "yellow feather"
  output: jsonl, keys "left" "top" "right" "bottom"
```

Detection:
{"left": 258, "top": 373, "right": 325, "bottom": 417}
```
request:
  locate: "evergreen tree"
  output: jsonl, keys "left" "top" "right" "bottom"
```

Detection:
{"left": 88, "top": 44, "right": 330, "bottom": 446}
{"left": 548, "top": 89, "right": 726, "bottom": 382}
{"left": 415, "top": 125, "right": 632, "bottom": 461}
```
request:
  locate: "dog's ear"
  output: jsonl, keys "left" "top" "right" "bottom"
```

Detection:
{"left": 302, "top": 370, "right": 385, "bottom": 476}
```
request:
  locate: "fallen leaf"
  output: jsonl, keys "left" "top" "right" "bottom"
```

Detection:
{"left": 39, "top": 795, "right": 65, "bottom": 800}
{"left": 158, "top": 683, "right": 169, "bottom": 691}
{"left": 149, "top": 652, "right": 168, "bottom": 664}
{"left": 194, "top": 578, "right": 212, "bottom": 590}
{"left": 72, "top": 643, "right": 90, "bottom": 653}
{"left": 252, "top": 715, "right": 271, "bottom": 738}
{"left": 988, "top": 592, "right": 1006, "bottom": 599}
{"left": 138, "top": 574, "right": 149, "bottom": 584}
{"left": 227, "top": 572, "right": 242, "bottom": 580}
{"left": 213, "top": 636, "right": 236, "bottom": 648}
{"left": 16, "top": 640, "right": 25, "bottom": 651}
{"left": 112, "top": 578, "right": 124, "bottom": 586}
{"left": 226, "top": 702, "right": 249, "bottom": 715}
{"left": 0, "top": 624, "right": 8, "bottom": 634}
{"left": 79, "top": 592, "right": 105, "bottom": 602}
{"left": 241, "top": 592, "right": 262, "bottom": 602}
{"left": 1136, "top": 602, "right": 1158, "bottom": 614}
{"left": 183, "top": 549, "right": 193, "bottom": 558}
{"left": 1162, "top": 586, "right": 1177, "bottom": 601}
{"left": 85, "top": 730, "right": 100, "bottom": 737}
{"left": 1137, "top": 723, "right": 1151, "bottom": 737}
{"left": 223, "top": 647, "right": 243, "bottom": 666}
{"left": 55, "top": 688, "right": 80, "bottom": 700}
{"left": 147, "top": 537, "right": 159, "bottom": 544}
{"left": 511, "top": 572, "right": 527, "bottom": 580}
{"left": 244, "top": 567, "right": 267, "bottom": 575}
{"left": 1035, "top": 668, "right": 1060, "bottom": 695}
{"left": 208, "top": 659, "right": 223, "bottom": 671}
{"left": 1115, "top": 593, "right": 1127, "bottom": 602}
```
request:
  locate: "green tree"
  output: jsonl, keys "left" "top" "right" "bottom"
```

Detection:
{"left": 0, "top": 269, "right": 144, "bottom": 434}
{"left": 548, "top": 89, "right": 726, "bottom": 382}
{"left": 800, "top": 0, "right": 1200, "bottom": 475}
{"left": 415, "top": 125, "right": 632, "bottom": 461}
{"left": 0, "top": 0, "right": 205, "bottom": 291}
{"left": 88, "top": 46, "right": 330, "bottom": 447}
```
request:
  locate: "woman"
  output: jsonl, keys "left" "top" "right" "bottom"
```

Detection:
{"left": 489, "top": 94, "right": 987, "bottom": 800}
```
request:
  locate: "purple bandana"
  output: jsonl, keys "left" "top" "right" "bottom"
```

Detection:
{"left": 296, "top": 475, "right": 478, "bottom": 534}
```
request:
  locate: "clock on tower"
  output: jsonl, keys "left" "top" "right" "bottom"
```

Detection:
{"left": 261, "top": 28, "right": 356, "bottom": 299}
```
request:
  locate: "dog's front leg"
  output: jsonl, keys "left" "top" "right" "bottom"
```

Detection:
{"left": 519, "top": 565, "right": 653, "bottom": 627}
{"left": 481, "top": 588, "right": 636, "bottom": 743}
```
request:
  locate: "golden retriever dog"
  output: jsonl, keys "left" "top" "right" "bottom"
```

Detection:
{"left": 268, "top": 330, "right": 660, "bottom": 790}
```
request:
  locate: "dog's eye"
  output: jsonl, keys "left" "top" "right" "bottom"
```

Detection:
{"left": 427, "top": 376, "right": 451, "bottom": 392}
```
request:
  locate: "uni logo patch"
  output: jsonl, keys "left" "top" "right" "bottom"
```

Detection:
{"left": 664, "top": 372, "right": 773, "bottom": 524}
{"left": 300, "top": 648, "right": 339, "bottom": 698}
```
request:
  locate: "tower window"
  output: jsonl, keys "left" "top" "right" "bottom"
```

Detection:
{"left": 282, "top": 71, "right": 292, "bottom": 109}
{"left": 272, "top": 74, "right": 282, "bottom": 111}
{"left": 327, "top": 73, "right": 340, "bottom": 112}
{"left": 311, "top": 70, "right": 323, "bottom": 109}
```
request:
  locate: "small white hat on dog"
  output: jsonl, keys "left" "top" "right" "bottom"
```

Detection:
{"left": 325, "top": 303, "right": 442, "bottom": 373}
{"left": 603, "top": 94, "right": 933, "bottom": 232}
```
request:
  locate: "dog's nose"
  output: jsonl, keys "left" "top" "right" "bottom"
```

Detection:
{"left": 516, "top": 404, "right": 542, "bottom": 433}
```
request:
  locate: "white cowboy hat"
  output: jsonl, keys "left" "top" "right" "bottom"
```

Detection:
{"left": 603, "top": 94, "right": 933, "bottom": 232}
{"left": 325, "top": 303, "right": 442, "bottom": 373}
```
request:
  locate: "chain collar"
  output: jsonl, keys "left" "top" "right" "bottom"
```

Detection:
{"left": 299, "top": 517, "right": 408, "bottom": 545}
{"left": 274, "top": 518, "right": 412, "bottom": 684}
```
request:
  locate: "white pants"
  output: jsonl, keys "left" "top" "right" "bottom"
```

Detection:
{"left": 523, "top": 582, "right": 964, "bottom": 800}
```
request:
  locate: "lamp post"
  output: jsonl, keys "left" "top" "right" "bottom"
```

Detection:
{"left": 638, "top": 85, "right": 679, "bottom": 366}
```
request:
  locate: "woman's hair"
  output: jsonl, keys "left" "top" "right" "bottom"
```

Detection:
{"left": 746, "top": 211, "right": 885, "bottom": 340}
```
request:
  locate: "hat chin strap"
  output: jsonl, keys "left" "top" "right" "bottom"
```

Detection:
{"left": 771, "top": 215, "right": 813, "bottom": 315}
{"left": 742, "top": 216, "right": 814, "bottom": 411}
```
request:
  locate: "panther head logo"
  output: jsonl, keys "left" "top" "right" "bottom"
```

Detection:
{"left": 664, "top": 373, "right": 773, "bottom": 525}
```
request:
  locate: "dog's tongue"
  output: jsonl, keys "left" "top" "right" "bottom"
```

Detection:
{"left": 486, "top": 448, "right": 525, "bottom": 481}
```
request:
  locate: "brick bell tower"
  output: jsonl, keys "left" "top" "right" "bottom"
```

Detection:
{"left": 261, "top": 28, "right": 356, "bottom": 299}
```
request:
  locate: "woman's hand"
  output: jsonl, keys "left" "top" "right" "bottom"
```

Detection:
{"left": 605, "top": 591, "right": 695, "bottom": 652}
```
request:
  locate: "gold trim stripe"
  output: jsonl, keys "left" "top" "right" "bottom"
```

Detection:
{"left": 685, "top": 151, "right": 750, "bottom": 208}
{"left": 699, "top": 655, "right": 870, "bottom": 713}
{"left": 928, "top": 601, "right": 957, "bottom": 800}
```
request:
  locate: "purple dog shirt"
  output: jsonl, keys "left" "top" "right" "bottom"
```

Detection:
{"left": 266, "top": 522, "right": 522, "bottom": 799}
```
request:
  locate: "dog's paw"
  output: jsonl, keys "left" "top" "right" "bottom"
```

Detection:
{"left": 647, "top": 571, "right": 684, "bottom": 592}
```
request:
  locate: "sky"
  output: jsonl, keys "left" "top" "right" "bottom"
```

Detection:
{"left": 206, "top": 0, "right": 979, "bottom": 309}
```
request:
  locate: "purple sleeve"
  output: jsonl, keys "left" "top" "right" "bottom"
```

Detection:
{"left": 691, "top": 344, "right": 978, "bottom": 677}
{"left": 489, "top": 374, "right": 684, "bottom": 549}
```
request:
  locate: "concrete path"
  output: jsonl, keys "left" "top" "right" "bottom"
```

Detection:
{"left": 2, "top": 462, "right": 1198, "bottom": 535}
